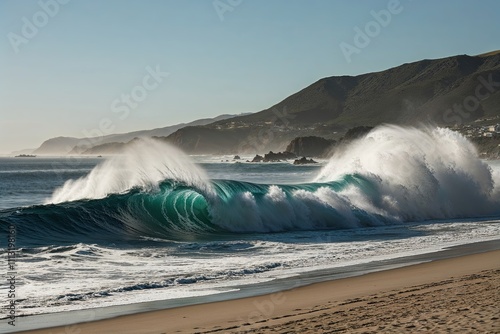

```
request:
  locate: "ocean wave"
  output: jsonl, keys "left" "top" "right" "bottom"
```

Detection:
{"left": 1, "top": 126, "right": 499, "bottom": 244}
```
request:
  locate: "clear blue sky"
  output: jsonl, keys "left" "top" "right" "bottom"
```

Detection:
{"left": 0, "top": 0, "right": 498, "bottom": 153}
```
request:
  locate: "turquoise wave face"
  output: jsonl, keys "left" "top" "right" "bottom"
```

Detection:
{"left": 0, "top": 174, "right": 388, "bottom": 245}
{"left": 4, "top": 165, "right": 499, "bottom": 247}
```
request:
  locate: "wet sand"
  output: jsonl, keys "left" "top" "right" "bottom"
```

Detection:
{"left": 18, "top": 249, "right": 500, "bottom": 334}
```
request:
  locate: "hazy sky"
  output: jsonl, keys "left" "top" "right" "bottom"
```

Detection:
{"left": 1, "top": 0, "right": 499, "bottom": 153}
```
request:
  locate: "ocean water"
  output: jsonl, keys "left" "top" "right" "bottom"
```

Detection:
{"left": 1, "top": 125, "right": 500, "bottom": 321}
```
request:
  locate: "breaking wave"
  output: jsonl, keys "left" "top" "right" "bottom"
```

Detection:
{"left": 2, "top": 127, "right": 499, "bottom": 244}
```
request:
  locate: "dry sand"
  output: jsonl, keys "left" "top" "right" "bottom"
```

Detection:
{"left": 19, "top": 250, "right": 500, "bottom": 334}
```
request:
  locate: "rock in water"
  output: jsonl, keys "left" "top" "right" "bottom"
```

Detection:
{"left": 251, "top": 155, "right": 264, "bottom": 162}
{"left": 263, "top": 151, "right": 297, "bottom": 162}
{"left": 293, "top": 157, "right": 317, "bottom": 165}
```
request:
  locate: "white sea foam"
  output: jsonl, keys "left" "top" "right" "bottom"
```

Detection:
{"left": 206, "top": 126, "right": 500, "bottom": 232}
{"left": 10, "top": 220, "right": 500, "bottom": 318}
{"left": 49, "top": 138, "right": 212, "bottom": 203}
{"left": 315, "top": 125, "right": 500, "bottom": 220}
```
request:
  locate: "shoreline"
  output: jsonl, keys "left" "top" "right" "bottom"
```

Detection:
{"left": 10, "top": 240, "right": 500, "bottom": 333}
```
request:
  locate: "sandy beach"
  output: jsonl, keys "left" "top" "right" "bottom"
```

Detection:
{"left": 17, "top": 249, "right": 499, "bottom": 334}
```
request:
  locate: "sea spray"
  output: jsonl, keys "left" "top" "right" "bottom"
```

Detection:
{"left": 315, "top": 125, "right": 499, "bottom": 220}
{"left": 49, "top": 138, "right": 213, "bottom": 204}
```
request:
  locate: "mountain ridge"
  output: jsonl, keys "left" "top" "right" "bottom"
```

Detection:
{"left": 163, "top": 52, "right": 500, "bottom": 154}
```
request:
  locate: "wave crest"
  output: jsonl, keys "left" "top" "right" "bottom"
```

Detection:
{"left": 315, "top": 125, "right": 499, "bottom": 220}
{"left": 49, "top": 138, "right": 212, "bottom": 204}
